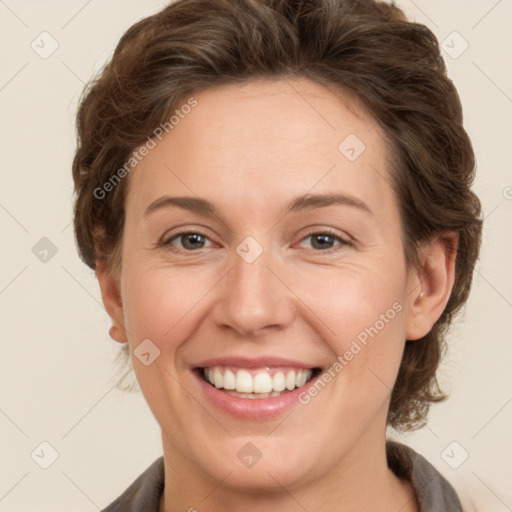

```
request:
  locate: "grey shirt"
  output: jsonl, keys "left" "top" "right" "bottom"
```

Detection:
{"left": 102, "top": 441, "right": 464, "bottom": 511}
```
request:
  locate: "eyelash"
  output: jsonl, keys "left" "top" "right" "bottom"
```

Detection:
{"left": 160, "top": 229, "right": 352, "bottom": 255}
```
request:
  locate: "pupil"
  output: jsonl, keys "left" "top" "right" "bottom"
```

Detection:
{"left": 313, "top": 234, "right": 332, "bottom": 249}
{"left": 184, "top": 233, "right": 204, "bottom": 249}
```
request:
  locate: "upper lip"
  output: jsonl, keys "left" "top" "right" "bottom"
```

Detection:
{"left": 194, "top": 355, "right": 319, "bottom": 369}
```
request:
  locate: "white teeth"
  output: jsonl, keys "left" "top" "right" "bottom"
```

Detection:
{"left": 286, "top": 371, "right": 296, "bottom": 391}
{"left": 203, "top": 367, "right": 314, "bottom": 395}
{"left": 223, "top": 369, "right": 236, "bottom": 390}
{"left": 225, "top": 390, "right": 282, "bottom": 399}
{"left": 272, "top": 372, "right": 286, "bottom": 392}
{"left": 236, "top": 369, "right": 253, "bottom": 393}
{"left": 253, "top": 372, "right": 273, "bottom": 393}
{"left": 214, "top": 367, "right": 223, "bottom": 388}
{"left": 297, "top": 370, "right": 307, "bottom": 387}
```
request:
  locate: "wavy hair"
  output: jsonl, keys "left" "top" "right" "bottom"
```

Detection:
{"left": 72, "top": 0, "right": 483, "bottom": 431}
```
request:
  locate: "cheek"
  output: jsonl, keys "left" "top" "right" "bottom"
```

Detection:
{"left": 122, "top": 264, "right": 204, "bottom": 343}
{"left": 120, "top": 266, "right": 204, "bottom": 431}
{"left": 291, "top": 258, "right": 408, "bottom": 395}
{"left": 294, "top": 256, "right": 407, "bottom": 338}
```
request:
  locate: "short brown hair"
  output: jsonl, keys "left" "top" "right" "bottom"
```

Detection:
{"left": 72, "top": 0, "right": 483, "bottom": 431}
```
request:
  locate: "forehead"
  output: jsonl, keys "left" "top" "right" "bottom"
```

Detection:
{"left": 126, "top": 78, "right": 396, "bottom": 223}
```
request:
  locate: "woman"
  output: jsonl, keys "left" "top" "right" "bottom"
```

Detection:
{"left": 71, "top": 0, "right": 482, "bottom": 510}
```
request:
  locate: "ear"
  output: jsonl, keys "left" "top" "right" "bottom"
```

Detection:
{"left": 96, "top": 259, "right": 128, "bottom": 344}
{"left": 405, "top": 232, "right": 458, "bottom": 340}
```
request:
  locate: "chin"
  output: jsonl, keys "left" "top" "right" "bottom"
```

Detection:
{"left": 193, "top": 435, "right": 319, "bottom": 492}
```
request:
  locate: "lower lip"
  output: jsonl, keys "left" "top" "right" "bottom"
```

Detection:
{"left": 193, "top": 370, "right": 319, "bottom": 420}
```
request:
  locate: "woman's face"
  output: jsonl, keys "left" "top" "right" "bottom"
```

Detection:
{"left": 107, "top": 78, "right": 426, "bottom": 489}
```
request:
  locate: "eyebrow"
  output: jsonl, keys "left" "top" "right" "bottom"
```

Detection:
{"left": 143, "top": 192, "right": 373, "bottom": 219}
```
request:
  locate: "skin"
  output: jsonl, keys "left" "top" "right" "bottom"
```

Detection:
{"left": 96, "top": 78, "right": 457, "bottom": 512}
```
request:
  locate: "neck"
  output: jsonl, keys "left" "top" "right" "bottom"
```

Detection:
{"left": 159, "top": 425, "right": 418, "bottom": 512}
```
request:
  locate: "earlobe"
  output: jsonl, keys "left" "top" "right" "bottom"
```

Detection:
{"left": 108, "top": 324, "right": 126, "bottom": 343}
{"left": 405, "top": 232, "right": 458, "bottom": 341}
{"left": 95, "top": 259, "right": 128, "bottom": 344}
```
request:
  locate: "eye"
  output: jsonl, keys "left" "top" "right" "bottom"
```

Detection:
{"left": 297, "top": 230, "right": 351, "bottom": 253}
{"left": 162, "top": 231, "right": 213, "bottom": 252}
{"left": 159, "top": 229, "right": 351, "bottom": 254}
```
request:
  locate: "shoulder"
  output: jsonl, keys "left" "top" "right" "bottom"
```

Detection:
{"left": 387, "top": 440, "right": 469, "bottom": 512}
{"left": 102, "top": 456, "right": 165, "bottom": 512}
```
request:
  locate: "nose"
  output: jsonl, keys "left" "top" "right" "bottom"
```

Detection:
{"left": 211, "top": 243, "right": 296, "bottom": 339}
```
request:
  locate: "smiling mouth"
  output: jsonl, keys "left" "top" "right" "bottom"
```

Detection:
{"left": 197, "top": 366, "right": 321, "bottom": 399}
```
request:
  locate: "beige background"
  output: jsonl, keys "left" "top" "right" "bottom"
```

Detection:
{"left": 1, "top": 1, "right": 511, "bottom": 510}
